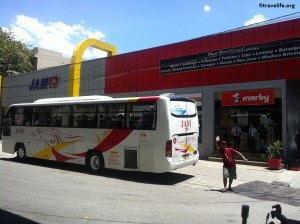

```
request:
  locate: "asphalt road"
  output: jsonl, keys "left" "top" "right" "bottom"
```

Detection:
{"left": 1, "top": 155, "right": 300, "bottom": 224}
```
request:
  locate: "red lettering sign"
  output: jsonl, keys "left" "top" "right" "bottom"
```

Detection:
{"left": 181, "top": 120, "right": 191, "bottom": 127}
{"left": 49, "top": 76, "right": 60, "bottom": 88}
{"left": 16, "top": 128, "right": 24, "bottom": 134}
{"left": 222, "top": 89, "right": 274, "bottom": 106}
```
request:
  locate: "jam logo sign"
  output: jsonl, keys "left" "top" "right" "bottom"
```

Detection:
{"left": 29, "top": 75, "right": 60, "bottom": 90}
{"left": 222, "top": 89, "right": 274, "bottom": 106}
{"left": 181, "top": 119, "right": 191, "bottom": 128}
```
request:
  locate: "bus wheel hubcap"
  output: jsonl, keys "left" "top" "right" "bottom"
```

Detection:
{"left": 90, "top": 155, "right": 100, "bottom": 170}
{"left": 18, "top": 148, "right": 25, "bottom": 158}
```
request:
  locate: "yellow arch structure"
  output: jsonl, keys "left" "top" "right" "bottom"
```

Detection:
{"left": 68, "top": 38, "right": 117, "bottom": 96}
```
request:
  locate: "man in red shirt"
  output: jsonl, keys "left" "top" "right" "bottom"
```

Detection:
{"left": 216, "top": 136, "right": 247, "bottom": 192}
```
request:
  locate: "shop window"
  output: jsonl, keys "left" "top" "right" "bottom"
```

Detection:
{"left": 197, "top": 106, "right": 202, "bottom": 143}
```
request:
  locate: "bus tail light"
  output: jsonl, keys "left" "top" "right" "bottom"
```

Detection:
{"left": 165, "top": 140, "right": 172, "bottom": 157}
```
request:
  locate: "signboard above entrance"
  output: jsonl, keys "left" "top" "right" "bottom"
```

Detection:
{"left": 160, "top": 37, "right": 300, "bottom": 74}
{"left": 221, "top": 89, "right": 274, "bottom": 106}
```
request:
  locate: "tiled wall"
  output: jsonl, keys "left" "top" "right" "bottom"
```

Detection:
{"left": 105, "top": 18, "right": 300, "bottom": 94}
{"left": 2, "top": 65, "right": 69, "bottom": 108}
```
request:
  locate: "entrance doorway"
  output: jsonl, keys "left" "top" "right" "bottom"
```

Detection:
{"left": 215, "top": 89, "right": 282, "bottom": 153}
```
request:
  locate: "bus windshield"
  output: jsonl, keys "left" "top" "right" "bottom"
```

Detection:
{"left": 170, "top": 100, "right": 196, "bottom": 117}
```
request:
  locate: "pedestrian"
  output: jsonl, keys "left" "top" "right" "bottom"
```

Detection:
{"left": 216, "top": 136, "right": 248, "bottom": 192}
{"left": 231, "top": 123, "right": 242, "bottom": 151}
{"left": 259, "top": 124, "right": 268, "bottom": 145}
{"left": 248, "top": 124, "right": 257, "bottom": 154}
{"left": 295, "top": 129, "right": 300, "bottom": 154}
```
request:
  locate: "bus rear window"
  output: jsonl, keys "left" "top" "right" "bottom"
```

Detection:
{"left": 170, "top": 101, "right": 196, "bottom": 117}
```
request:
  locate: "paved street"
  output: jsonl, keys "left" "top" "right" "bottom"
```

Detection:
{"left": 1, "top": 141, "right": 300, "bottom": 223}
{"left": 3, "top": 140, "right": 298, "bottom": 190}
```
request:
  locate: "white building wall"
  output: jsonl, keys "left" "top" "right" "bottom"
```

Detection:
{"left": 33, "top": 48, "right": 70, "bottom": 70}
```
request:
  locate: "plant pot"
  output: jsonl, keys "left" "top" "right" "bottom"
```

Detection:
{"left": 268, "top": 158, "right": 282, "bottom": 170}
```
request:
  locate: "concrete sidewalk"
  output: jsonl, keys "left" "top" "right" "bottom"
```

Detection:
{"left": 177, "top": 159, "right": 300, "bottom": 189}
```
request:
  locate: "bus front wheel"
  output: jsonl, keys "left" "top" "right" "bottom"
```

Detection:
{"left": 16, "top": 144, "right": 26, "bottom": 161}
{"left": 86, "top": 151, "right": 104, "bottom": 173}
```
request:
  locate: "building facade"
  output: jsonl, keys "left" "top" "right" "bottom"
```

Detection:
{"left": 1, "top": 18, "right": 300, "bottom": 165}
{"left": 31, "top": 47, "right": 70, "bottom": 70}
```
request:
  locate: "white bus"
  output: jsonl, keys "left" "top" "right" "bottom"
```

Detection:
{"left": 2, "top": 95, "right": 199, "bottom": 173}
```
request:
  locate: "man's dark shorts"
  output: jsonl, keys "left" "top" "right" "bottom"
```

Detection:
{"left": 223, "top": 166, "right": 237, "bottom": 179}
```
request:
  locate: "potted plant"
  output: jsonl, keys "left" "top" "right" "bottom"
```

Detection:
{"left": 267, "top": 140, "right": 282, "bottom": 169}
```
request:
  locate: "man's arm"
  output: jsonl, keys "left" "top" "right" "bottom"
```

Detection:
{"left": 236, "top": 151, "right": 248, "bottom": 161}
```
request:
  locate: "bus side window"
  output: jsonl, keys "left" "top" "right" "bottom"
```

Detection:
{"left": 2, "top": 116, "right": 11, "bottom": 136}
{"left": 50, "top": 106, "right": 62, "bottom": 127}
{"left": 98, "top": 103, "right": 125, "bottom": 129}
{"left": 73, "top": 104, "right": 97, "bottom": 128}
{"left": 127, "top": 102, "right": 156, "bottom": 130}
{"left": 2, "top": 107, "right": 14, "bottom": 136}
{"left": 63, "top": 106, "right": 72, "bottom": 127}
{"left": 49, "top": 105, "right": 72, "bottom": 127}
{"left": 141, "top": 111, "right": 154, "bottom": 130}
{"left": 23, "top": 107, "right": 33, "bottom": 126}
{"left": 15, "top": 114, "right": 23, "bottom": 125}
{"left": 111, "top": 104, "right": 125, "bottom": 129}
{"left": 14, "top": 107, "right": 24, "bottom": 126}
{"left": 33, "top": 106, "right": 51, "bottom": 126}
{"left": 76, "top": 115, "right": 88, "bottom": 127}
{"left": 97, "top": 114, "right": 104, "bottom": 128}
{"left": 98, "top": 104, "right": 106, "bottom": 128}
{"left": 129, "top": 116, "right": 140, "bottom": 129}
{"left": 113, "top": 113, "right": 124, "bottom": 128}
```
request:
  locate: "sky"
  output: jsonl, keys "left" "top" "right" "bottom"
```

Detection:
{"left": 0, "top": 0, "right": 299, "bottom": 60}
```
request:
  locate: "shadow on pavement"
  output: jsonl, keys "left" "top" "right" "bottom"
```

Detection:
{"left": 0, "top": 209, "right": 40, "bottom": 224}
{"left": 0, "top": 157, "right": 194, "bottom": 186}
{"left": 234, "top": 180, "right": 300, "bottom": 206}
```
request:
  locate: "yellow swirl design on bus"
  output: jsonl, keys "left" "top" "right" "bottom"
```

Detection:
{"left": 33, "top": 140, "right": 83, "bottom": 159}
{"left": 96, "top": 129, "right": 112, "bottom": 144}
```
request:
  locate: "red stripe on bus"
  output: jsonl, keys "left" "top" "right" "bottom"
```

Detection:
{"left": 52, "top": 147, "right": 73, "bottom": 162}
{"left": 93, "top": 129, "right": 133, "bottom": 152}
{"left": 136, "top": 96, "right": 160, "bottom": 102}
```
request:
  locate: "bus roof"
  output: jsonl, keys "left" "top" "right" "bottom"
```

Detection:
{"left": 34, "top": 95, "right": 113, "bottom": 104}
{"left": 8, "top": 94, "right": 194, "bottom": 107}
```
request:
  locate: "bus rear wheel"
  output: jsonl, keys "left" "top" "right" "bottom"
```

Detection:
{"left": 16, "top": 144, "right": 26, "bottom": 161}
{"left": 86, "top": 151, "right": 104, "bottom": 173}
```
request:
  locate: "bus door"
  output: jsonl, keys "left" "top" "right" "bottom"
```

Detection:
{"left": 27, "top": 134, "right": 48, "bottom": 158}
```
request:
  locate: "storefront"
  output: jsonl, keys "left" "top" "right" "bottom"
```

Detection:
{"left": 1, "top": 17, "right": 300, "bottom": 165}
{"left": 215, "top": 88, "right": 282, "bottom": 153}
